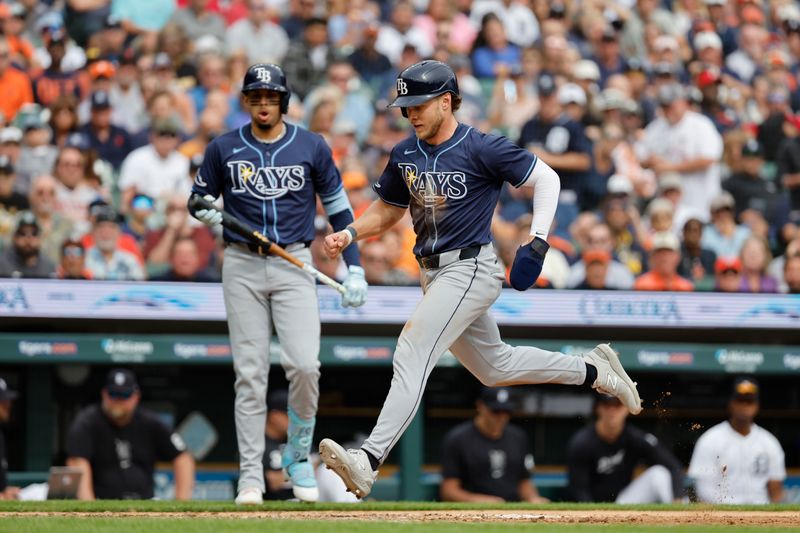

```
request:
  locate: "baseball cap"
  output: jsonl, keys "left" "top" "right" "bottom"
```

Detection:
{"left": 91, "top": 90, "right": 112, "bottom": 110}
{"left": 583, "top": 248, "right": 611, "bottom": 265}
{"left": 104, "top": 14, "right": 122, "bottom": 30}
{"left": 715, "top": 256, "right": 742, "bottom": 274}
{"left": 536, "top": 73, "right": 557, "bottom": 97}
{"left": 15, "top": 211, "right": 39, "bottom": 236}
{"left": 696, "top": 69, "right": 721, "bottom": 89}
{"left": 704, "top": 0, "right": 726, "bottom": 5}
{"left": 64, "top": 132, "right": 90, "bottom": 151}
{"left": 558, "top": 83, "right": 586, "bottom": 106}
{"left": 730, "top": 377, "right": 759, "bottom": 402}
{"left": 152, "top": 116, "right": 182, "bottom": 136}
{"left": 105, "top": 368, "right": 139, "bottom": 399}
{"left": 595, "top": 393, "right": 623, "bottom": 406}
{"left": 479, "top": 387, "right": 515, "bottom": 412}
{"left": 693, "top": 31, "right": 723, "bottom": 51}
{"left": 0, "top": 378, "right": 17, "bottom": 401}
{"left": 741, "top": 5, "right": 765, "bottom": 25}
{"left": 0, "top": 154, "right": 13, "bottom": 174}
{"left": 710, "top": 191, "right": 735, "bottom": 212}
{"left": 599, "top": 88, "right": 629, "bottom": 111}
{"left": 131, "top": 194, "right": 154, "bottom": 211}
{"left": 89, "top": 60, "right": 117, "bottom": 80}
{"left": 742, "top": 138, "right": 763, "bottom": 158}
{"left": 766, "top": 49, "right": 789, "bottom": 70}
{"left": 573, "top": 60, "right": 600, "bottom": 82}
{"left": 657, "top": 83, "right": 686, "bottom": 106}
{"left": 0, "top": 127, "right": 22, "bottom": 144}
{"left": 606, "top": 173, "right": 633, "bottom": 195}
{"left": 646, "top": 197, "right": 674, "bottom": 217}
{"left": 267, "top": 389, "right": 288, "bottom": 412}
{"left": 654, "top": 35, "right": 679, "bottom": 52}
{"left": 658, "top": 172, "right": 683, "bottom": 193}
{"left": 93, "top": 205, "right": 121, "bottom": 224}
{"left": 19, "top": 113, "right": 46, "bottom": 131}
{"left": 153, "top": 52, "right": 172, "bottom": 70}
{"left": 652, "top": 61, "right": 676, "bottom": 78}
{"left": 342, "top": 170, "right": 368, "bottom": 190}
{"left": 651, "top": 231, "right": 680, "bottom": 252}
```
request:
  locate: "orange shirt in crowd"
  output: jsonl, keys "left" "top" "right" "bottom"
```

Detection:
{"left": 0, "top": 66, "right": 33, "bottom": 121}
{"left": 633, "top": 272, "right": 694, "bottom": 292}
{"left": 81, "top": 233, "right": 144, "bottom": 265}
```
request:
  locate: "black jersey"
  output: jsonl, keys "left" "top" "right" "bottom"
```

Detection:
{"left": 66, "top": 405, "right": 186, "bottom": 499}
{"left": 441, "top": 421, "right": 533, "bottom": 502}
{"left": 262, "top": 433, "right": 294, "bottom": 500}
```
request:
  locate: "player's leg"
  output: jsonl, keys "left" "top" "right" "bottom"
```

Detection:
{"left": 450, "top": 313, "right": 642, "bottom": 413}
{"left": 615, "top": 465, "right": 674, "bottom": 503}
{"left": 222, "top": 247, "right": 272, "bottom": 502}
{"left": 320, "top": 250, "right": 501, "bottom": 498}
{"left": 269, "top": 247, "right": 321, "bottom": 502}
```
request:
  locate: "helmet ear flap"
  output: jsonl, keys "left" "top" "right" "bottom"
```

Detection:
{"left": 280, "top": 92, "right": 289, "bottom": 114}
{"left": 401, "top": 108, "right": 408, "bottom": 118}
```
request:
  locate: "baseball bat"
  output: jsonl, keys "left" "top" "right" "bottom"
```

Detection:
{"left": 188, "top": 194, "right": 347, "bottom": 294}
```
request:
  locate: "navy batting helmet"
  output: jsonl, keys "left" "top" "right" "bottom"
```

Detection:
{"left": 242, "top": 63, "right": 290, "bottom": 113}
{"left": 388, "top": 60, "right": 460, "bottom": 117}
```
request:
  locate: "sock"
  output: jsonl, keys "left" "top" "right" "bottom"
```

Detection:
{"left": 583, "top": 363, "right": 598, "bottom": 388}
{"left": 363, "top": 449, "right": 380, "bottom": 471}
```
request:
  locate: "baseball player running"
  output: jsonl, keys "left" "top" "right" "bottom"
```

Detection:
{"left": 318, "top": 60, "right": 642, "bottom": 499}
{"left": 189, "top": 63, "right": 367, "bottom": 504}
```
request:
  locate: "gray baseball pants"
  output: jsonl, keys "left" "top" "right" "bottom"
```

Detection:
{"left": 222, "top": 245, "right": 321, "bottom": 492}
{"left": 362, "top": 244, "right": 587, "bottom": 463}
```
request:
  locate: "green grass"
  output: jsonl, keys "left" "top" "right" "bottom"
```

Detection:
{"left": 1, "top": 518, "right": 796, "bottom": 533}
{"left": 1, "top": 501, "right": 799, "bottom": 512}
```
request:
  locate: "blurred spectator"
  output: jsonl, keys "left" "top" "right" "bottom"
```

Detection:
{"left": 677, "top": 218, "right": 716, "bottom": 284}
{"left": 64, "top": 0, "right": 112, "bottom": 48}
{"left": 776, "top": 113, "right": 800, "bottom": 224}
{"left": 170, "top": 0, "right": 226, "bottom": 42}
{"left": 574, "top": 249, "right": 613, "bottom": 290}
{"left": 518, "top": 73, "right": 592, "bottom": 220}
{"left": 470, "top": 13, "right": 520, "bottom": 79}
{"left": 440, "top": 387, "right": 548, "bottom": 503}
{"left": 725, "top": 21, "right": 767, "bottom": 84}
{"left": 82, "top": 199, "right": 144, "bottom": 263}
{"left": 568, "top": 394, "right": 684, "bottom": 503}
{"left": 603, "top": 197, "right": 647, "bottom": 276}
{"left": 469, "top": 0, "right": 539, "bottom": 49}
{"left": 188, "top": 53, "right": 228, "bottom": 117}
{"left": 49, "top": 94, "right": 80, "bottom": 148}
{"left": 0, "top": 128, "right": 23, "bottom": 177}
{"left": 0, "top": 377, "right": 19, "bottom": 500}
{"left": 0, "top": 36, "right": 34, "bottom": 123}
{"left": 305, "top": 60, "right": 374, "bottom": 143}
{"left": 260, "top": 389, "right": 293, "bottom": 500}
{"left": 637, "top": 83, "right": 723, "bottom": 219}
{"left": 784, "top": 254, "right": 800, "bottom": 294}
{"left": 701, "top": 192, "right": 751, "bottom": 258}
{"left": 150, "top": 236, "right": 219, "bottom": 282}
{"left": 414, "top": 0, "right": 477, "bottom": 55}
{"left": 32, "top": 26, "right": 85, "bottom": 108}
{"left": 0, "top": 211, "right": 55, "bottom": 278}
{"left": 758, "top": 89, "right": 792, "bottom": 164}
{"left": 738, "top": 236, "right": 778, "bottom": 293}
{"left": 112, "top": 0, "right": 176, "bottom": 41}
{"left": 1, "top": 3, "right": 34, "bottom": 68}
{"left": 688, "top": 377, "right": 785, "bottom": 504}
{"left": 53, "top": 143, "right": 106, "bottom": 235}
{"left": 282, "top": 18, "right": 334, "bottom": 101}
{"left": 567, "top": 222, "right": 635, "bottom": 289}
{"left": 143, "top": 193, "right": 216, "bottom": 271}
{"left": 714, "top": 256, "right": 742, "bottom": 293}
{"left": 633, "top": 231, "right": 694, "bottom": 291}
{"left": 644, "top": 198, "right": 675, "bottom": 240}
{"left": 349, "top": 25, "right": 393, "bottom": 97}
{"left": 592, "top": 26, "right": 627, "bottom": 88}
{"left": 88, "top": 15, "right": 127, "bottom": 64}
{"left": 84, "top": 206, "right": 145, "bottom": 281}
{"left": 281, "top": 0, "right": 320, "bottom": 40}
{"left": 0, "top": 154, "right": 28, "bottom": 215}
{"left": 359, "top": 239, "right": 413, "bottom": 286}
{"left": 26, "top": 175, "right": 74, "bottom": 264}
{"left": 118, "top": 116, "right": 190, "bottom": 211}
{"left": 107, "top": 50, "right": 147, "bottom": 135}
{"left": 15, "top": 108, "right": 59, "bottom": 191}
{"left": 375, "top": 1, "right": 432, "bottom": 66}
{"left": 487, "top": 64, "right": 538, "bottom": 138}
{"left": 620, "top": 0, "right": 676, "bottom": 61}
{"left": 57, "top": 238, "right": 92, "bottom": 280}
{"left": 121, "top": 193, "right": 155, "bottom": 247}
{"left": 226, "top": 0, "right": 289, "bottom": 65}
{"left": 66, "top": 368, "right": 195, "bottom": 500}
{"left": 723, "top": 139, "right": 780, "bottom": 225}
{"left": 178, "top": 106, "right": 225, "bottom": 159}
{"left": 79, "top": 90, "right": 133, "bottom": 170}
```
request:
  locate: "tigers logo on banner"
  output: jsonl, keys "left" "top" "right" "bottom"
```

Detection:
{"left": 397, "top": 78, "right": 408, "bottom": 95}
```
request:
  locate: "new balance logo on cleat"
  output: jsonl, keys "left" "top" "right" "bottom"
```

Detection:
{"left": 606, "top": 374, "right": 619, "bottom": 391}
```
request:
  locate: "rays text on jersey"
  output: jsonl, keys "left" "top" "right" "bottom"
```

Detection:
{"left": 227, "top": 161, "right": 306, "bottom": 200}
{"left": 398, "top": 163, "right": 467, "bottom": 206}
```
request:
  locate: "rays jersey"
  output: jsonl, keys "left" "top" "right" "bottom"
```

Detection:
{"left": 375, "top": 123, "right": 537, "bottom": 257}
{"left": 192, "top": 122, "right": 347, "bottom": 245}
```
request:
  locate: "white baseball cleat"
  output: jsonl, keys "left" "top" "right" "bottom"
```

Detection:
{"left": 234, "top": 486, "right": 263, "bottom": 505}
{"left": 318, "top": 438, "right": 377, "bottom": 499}
{"left": 584, "top": 343, "right": 643, "bottom": 415}
{"left": 285, "top": 461, "right": 319, "bottom": 503}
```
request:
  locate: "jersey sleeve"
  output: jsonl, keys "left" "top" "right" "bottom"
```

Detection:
{"left": 192, "top": 139, "right": 224, "bottom": 199}
{"left": 687, "top": 431, "right": 718, "bottom": 502}
{"left": 65, "top": 410, "right": 94, "bottom": 460}
{"left": 151, "top": 417, "right": 186, "bottom": 462}
{"left": 374, "top": 150, "right": 410, "bottom": 208}
{"left": 478, "top": 133, "right": 538, "bottom": 188}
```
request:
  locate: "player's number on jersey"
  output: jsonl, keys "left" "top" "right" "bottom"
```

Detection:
{"left": 255, "top": 67, "right": 272, "bottom": 83}
{"left": 397, "top": 78, "right": 408, "bottom": 95}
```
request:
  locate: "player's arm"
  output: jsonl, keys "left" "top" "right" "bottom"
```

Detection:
{"left": 66, "top": 457, "right": 95, "bottom": 500}
{"left": 439, "top": 477, "right": 504, "bottom": 503}
{"left": 767, "top": 480, "right": 784, "bottom": 503}
{"left": 172, "top": 451, "right": 195, "bottom": 501}
{"left": 518, "top": 478, "right": 549, "bottom": 503}
{"left": 566, "top": 438, "right": 594, "bottom": 502}
{"left": 187, "top": 141, "right": 224, "bottom": 224}
{"left": 325, "top": 198, "right": 406, "bottom": 258}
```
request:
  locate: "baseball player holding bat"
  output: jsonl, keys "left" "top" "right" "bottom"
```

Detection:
{"left": 188, "top": 63, "right": 367, "bottom": 504}
{"left": 318, "top": 60, "right": 643, "bottom": 499}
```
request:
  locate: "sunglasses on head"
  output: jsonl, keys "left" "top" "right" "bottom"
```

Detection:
{"left": 156, "top": 130, "right": 178, "bottom": 138}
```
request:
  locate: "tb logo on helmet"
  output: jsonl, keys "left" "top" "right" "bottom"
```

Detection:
{"left": 396, "top": 78, "right": 408, "bottom": 96}
{"left": 254, "top": 67, "right": 272, "bottom": 83}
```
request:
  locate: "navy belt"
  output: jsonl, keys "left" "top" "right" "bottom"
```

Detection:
{"left": 417, "top": 244, "right": 482, "bottom": 270}
{"left": 228, "top": 241, "right": 310, "bottom": 256}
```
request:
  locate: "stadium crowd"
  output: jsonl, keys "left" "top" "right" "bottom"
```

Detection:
{"left": 0, "top": 0, "right": 799, "bottom": 293}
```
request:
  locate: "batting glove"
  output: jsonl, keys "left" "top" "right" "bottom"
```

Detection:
{"left": 509, "top": 237, "right": 549, "bottom": 291}
{"left": 342, "top": 265, "right": 368, "bottom": 308}
{"left": 194, "top": 194, "right": 222, "bottom": 227}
